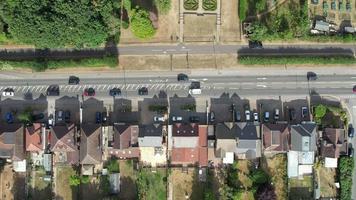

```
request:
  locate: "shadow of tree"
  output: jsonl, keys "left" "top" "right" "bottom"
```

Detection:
{"left": 10, "top": 173, "right": 26, "bottom": 200}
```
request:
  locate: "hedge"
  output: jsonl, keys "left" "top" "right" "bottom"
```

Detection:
{"left": 239, "top": 56, "right": 356, "bottom": 65}
{"left": 339, "top": 157, "right": 354, "bottom": 200}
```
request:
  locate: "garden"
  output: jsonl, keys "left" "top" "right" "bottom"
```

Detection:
{"left": 313, "top": 104, "right": 348, "bottom": 129}
{"left": 184, "top": 0, "right": 199, "bottom": 10}
{"left": 136, "top": 168, "right": 167, "bottom": 200}
{"left": 203, "top": 0, "right": 217, "bottom": 11}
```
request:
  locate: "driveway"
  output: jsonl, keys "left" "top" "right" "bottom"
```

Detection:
{"left": 82, "top": 97, "right": 105, "bottom": 124}
{"left": 169, "top": 95, "right": 206, "bottom": 124}
{"left": 55, "top": 96, "right": 80, "bottom": 125}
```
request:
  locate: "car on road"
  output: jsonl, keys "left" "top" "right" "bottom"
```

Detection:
{"left": 264, "top": 112, "right": 270, "bottom": 122}
{"left": 2, "top": 88, "right": 14, "bottom": 97}
{"left": 210, "top": 111, "right": 215, "bottom": 122}
{"left": 68, "top": 76, "right": 80, "bottom": 85}
{"left": 248, "top": 40, "right": 263, "bottom": 49}
{"left": 274, "top": 109, "right": 280, "bottom": 120}
{"left": 154, "top": 116, "right": 165, "bottom": 122}
{"left": 5, "top": 112, "right": 14, "bottom": 124}
{"left": 235, "top": 111, "right": 241, "bottom": 122}
{"left": 289, "top": 108, "right": 296, "bottom": 121}
{"left": 57, "top": 110, "right": 64, "bottom": 122}
{"left": 64, "top": 111, "right": 70, "bottom": 123}
{"left": 96, "top": 112, "right": 102, "bottom": 124}
{"left": 138, "top": 87, "right": 148, "bottom": 95}
{"left": 177, "top": 73, "right": 189, "bottom": 81}
{"left": 172, "top": 116, "right": 183, "bottom": 122}
{"left": 349, "top": 147, "right": 354, "bottom": 157}
{"left": 301, "top": 107, "right": 308, "bottom": 118}
{"left": 253, "top": 112, "right": 259, "bottom": 122}
{"left": 349, "top": 124, "right": 354, "bottom": 138}
{"left": 83, "top": 87, "right": 95, "bottom": 96}
{"left": 190, "top": 81, "right": 200, "bottom": 89}
{"left": 109, "top": 88, "right": 121, "bottom": 96}
{"left": 189, "top": 116, "right": 200, "bottom": 123}
{"left": 188, "top": 89, "right": 201, "bottom": 95}
{"left": 245, "top": 110, "right": 251, "bottom": 121}
{"left": 47, "top": 84, "right": 60, "bottom": 96}
{"left": 307, "top": 72, "right": 317, "bottom": 81}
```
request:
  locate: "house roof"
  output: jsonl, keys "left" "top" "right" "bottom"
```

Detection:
{"left": 171, "top": 147, "right": 207, "bottom": 167}
{"left": 25, "top": 123, "right": 43, "bottom": 152}
{"left": 172, "top": 123, "right": 199, "bottom": 137}
{"left": 108, "top": 147, "right": 140, "bottom": 158}
{"left": 236, "top": 139, "right": 261, "bottom": 159}
{"left": 290, "top": 123, "right": 317, "bottom": 152}
{"left": 199, "top": 126, "right": 207, "bottom": 147}
{"left": 139, "top": 124, "right": 162, "bottom": 137}
{"left": 215, "top": 122, "right": 259, "bottom": 140}
{"left": 262, "top": 123, "right": 290, "bottom": 152}
{"left": 50, "top": 124, "right": 77, "bottom": 152}
{"left": 113, "top": 124, "right": 138, "bottom": 149}
{"left": 0, "top": 123, "right": 24, "bottom": 161}
{"left": 80, "top": 124, "right": 102, "bottom": 165}
{"left": 320, "top": 128, "right": 347, "bottom": 158}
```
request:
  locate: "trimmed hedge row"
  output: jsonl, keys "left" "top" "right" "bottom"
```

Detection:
{"left": 238, "top": 56, "right": 356, "bottom": 65}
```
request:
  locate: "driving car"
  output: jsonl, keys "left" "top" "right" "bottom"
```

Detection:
{"left": 138, "top": 87, "right": 148, "bottom": 95}
{"left": 109, "top": 88, "right": 121, "bottom": 96}
{"left": 307, "top": 72, "right": 317, "bottom": 81}
{"left": 68, "top": 76, "right": 80, "bottom": 85}
{"left": 177, "top": 73, "right": 189, "bottom": 81}
{"left": 2, "top": 88, "right": 14, "bottom": 97}
{"left": 83, "top": 87, "right": 95, "bottom": 96}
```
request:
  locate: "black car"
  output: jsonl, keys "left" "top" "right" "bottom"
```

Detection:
{"left": 138, "top": 87, "right": 148, "bottom": 95}
{"left": 68, "top": 76, "right": 80, "bottom": 85}
{"left": 289, "top": 108, "right": 296, "bottom": 121}
{"left": 248, "top": 40, "right": 263, "bottom": 49}
{"left": 177, "top": 73, "right": 189, "bottom": 81}
{"left": 349, "top": 125, "right": 354, "bottom": 138}
{"left": 109, "top": 88, "right": 121, "bottom": 96}
{"left": 47, "top": 84, "right": 60, "bottom": 96}
{"left": 307, "top": 72, "right": 317, "bottom": 81}
{"left": 349, "top": 147, "right": 354, "bottom": 157}
{"left": 64, "top": 111, "right": 71, "bottom": 123}
{"left": 190, "top": 81, "right": 201, "bottom": 89}
{"left": 235, "top": 110, "right": 241, "bottom": 122}
{"left": 96, "top": 112, "right": 102, "bottom": 124}
{"left": 189, "top": 116, "right": 200, "bottom": 123}
{"left": 31, "top": 113, "right": 44, "bottom": 121}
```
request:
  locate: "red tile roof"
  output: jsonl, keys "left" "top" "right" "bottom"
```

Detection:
{"left": 108, "top": 147, "right": 140, "bottom": 159}
{"left": 262, "top": 124, "right": 289, "bottom": 152}
{"left": 25, "top": 123, "right": 43, "bottom": 152}
{"left": 171, "top": 147, "right": 208, "bottom": 167}
{"left": 199, "top": 125, "right": 208, "bottom": 147}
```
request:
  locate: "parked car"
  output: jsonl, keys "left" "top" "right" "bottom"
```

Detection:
{"left": 102, "top": 112, "right": 107, "bottom": 123}
{"left": 64, "top": 111, "right": 70, "bottom": 123}
{"left": 177, "top": 73, "right": 189, "bottom": 81}
{"left": 48, "top": 115, "right": 54, "bottom": 127}
{"left": 190, "top": 81, "right": 201, "bottom": 89}
{"left": 289, "top": 108, "right": 296, "bottom": 121}
{"left": 349, "top": 124, "right": 354, "bottom": 138}
{"left": 235, "top": 111, "right": 241, "bottom": 122}
{"left": 5, "top": 112, "right": 14, "bottom": 124}
{"left": 154, "top": 116, "right": 165, "bottom": 122}
{"left": 264, "top": 112, "right": 270, "bottom": 122}
{"left": 83, "top": 87, "right": 95, "bottom": 96}
{"left": 210, "top": 111, "right": 215, "bottom": 122}
{"left": 31, "top": 113, "right": 44, "bottom": 121}
{"left": 95, "top": 112, "right": 102, "bottom": 124}
{"left": 274, "top": 109, "right": 280, "bottom": 120}
{"left": 172, "top": 116, "right": 183, "bottom": 122}
{"left": 138, "top": 87, "right": 148, "bottom": 95}
{"left": 301, "top": 107, "right": 308, "bottom": 118}
{"left": 349, "top": 147, "right": 354, "bottom": 157}
{"left": 188, "top": 89, "right": 201, "bottom": 95}
{"left": 2, "top": 88, "right": 14, "bottom": 97}
{"left": 68, "top": 76, "right": 80, "bottom": 85}
{"left": 57, "top": 110, "right": 64, "bottom": 122}
{"left": 307, "top": 72, "right": 317, "bottom": 81}
{"left": 109, "top": 88, "right": 121, "bottom": 96}
{"left": 189, "top": 116, "right": 200, "bottom": 123}
{"left": 253, "top": 113, "right": 259, "bottom": 122}
{"left": 248, "top": 40, "right": 263, "bottom": 49}
{"left": 46, "top": 84, "right": 60, "bottom": 96}
{"left": 245, "top": 110, "right": 251, "bottom": 121}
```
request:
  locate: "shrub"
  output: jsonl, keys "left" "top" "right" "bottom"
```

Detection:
{"left": 69, "top": 175, "right": 81, "bottom": 186}
{"left": 130, "top": 8, "right": 156, "bottom": 39}
{"left": 314, "top": 104, "right": 327, "bottom": 119}
{"left": 81, "top": 175, "right": 90, "bottom": 184}
{"left": 149, "top": 105, "right": 168, "bottom": 113}
{"left": 184, "top": 0, "right": 199, "bottom": 10}
{"left": 239, "top": 0, "right": 248, "bottom": 21}
{"left": 155, "top": 0, "right": 172, "bottom": 14}
{"left": 203, "top": 0, "right": 217, "bottom": 11}
{"left": 238, "top": 56, "right": 356, "bottom": 65}
{"left": 180, "top": 104, "right": 196, "bottom": 112}
{"left": 106, "top": 158, "right": 120, "bottom": 173}
{"left": 339, "top": 157, "right": 354, "bottom": 200}
{"left": 122, "top": 21, "right": 129, "bottom": 29}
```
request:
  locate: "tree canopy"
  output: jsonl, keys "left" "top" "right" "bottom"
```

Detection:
{"left": 154, "top": 0, "right": 172, "bottom": 14}
{"left": 0, "top": 0, "right": 121, "bottom": 48}
{"left": 130, "top": 8, "right": 156, "bottom": 39}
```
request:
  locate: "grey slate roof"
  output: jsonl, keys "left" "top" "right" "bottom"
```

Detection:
{"left": 215, "top": 122, "right": 259, "bottom": 140}
{"left": 291, "top": 123, "right": 317, "bottom": 152}
{"left": 139, "top": 124, "right": 163, "bottom": 137}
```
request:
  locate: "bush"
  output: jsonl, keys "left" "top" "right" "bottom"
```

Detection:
{"left": 184, "top": 0, "right": 199, "bottom": 10}
{"left": 69, "top": 175, "right": 81, "bottom": 186}
{"left": 339, "top": 157, "right": 354, "bottom": 200}
{"left": 180, "top": 104, "right": 196, "bottom": 112}
{"left": 238, "top": 56, "right": 356, "bottom": 65}
{"left": 106, "top": 158, "right": 120, "bottom": 173}
{"left": 122, "top": 21, "right": 129, "bottom": 29}
{"left": 203, "top": 0, "right": 217, "bottom": 11}
{"left": 81, "top": 175, "right": 90, "bottom": 184}
{"left": 239, "top": 0, "right": 248, "bottom": 21}
{"left": 155, "top": 0, "right": 172, "bottom": 14}
{"left": 149, "top": 105, "right": 168, "bottom": 113}
{"left": 314, "top": 104, "right": 327, "bottom": 119}
{"left": 130, "top": 8, "right": 156, "bottom": 39}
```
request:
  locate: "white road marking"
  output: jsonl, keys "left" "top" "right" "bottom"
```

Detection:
{"left": 166, "top": 49, "right": 176, "bottom": 51}
{"left": 257, "top": 77, "right": 267, "bottom": 80}
{"left": 256, "top": 85, "right": 267, "bottom": 88}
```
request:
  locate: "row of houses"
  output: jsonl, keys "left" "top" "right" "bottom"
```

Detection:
{"left": 0, "top": 118, "right": 347, "bottom": 178}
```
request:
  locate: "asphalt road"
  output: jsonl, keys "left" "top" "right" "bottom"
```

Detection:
{"left": 0, "top": 44, "right": 355, "bottom": 59}
{"left": 0, "top": 73, "right": 355, "bottom": 99}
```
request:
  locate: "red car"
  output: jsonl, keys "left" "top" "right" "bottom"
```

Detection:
{"left": 83, "top": 88, "right": 95, "bottom": 96}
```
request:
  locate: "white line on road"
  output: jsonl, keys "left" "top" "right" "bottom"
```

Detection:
{"left": 257, "top": 77, "right": 267, "bottom": 80}
{"left": 256, "top": 85, "right": 267, "bottom": 88}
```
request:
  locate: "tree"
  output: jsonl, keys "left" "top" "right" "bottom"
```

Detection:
{"left": 249, "top": 23, "right": 268, "bottom": 42}
{"left": 1, "top": 0, "right": 121, "bottom": 48}
{"left": 314, "top": 104, "right": 327, "bottom": 119}
{"left": 255, "top": 0, "right": 267, "bottom": 12}
{"left": 81, "top": 175, "right": 90, "bottom": 184}
{"left": 130, "top": 7, "right": 156, "bottom": 39}
{"left": 17, "top": 107, "right": 32, "bottom": 124}
{"left": 69, "top": 175, "right": 81, "bottom": 186}
{"left": 239, "top": 0, "right": 248, "bottom": 21}
{"left": 155, "top": 0, "right": 172, "bottom": 14}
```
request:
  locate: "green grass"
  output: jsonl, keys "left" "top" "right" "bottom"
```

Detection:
{"left": 137, "top": 169, "right": 167, "bottom": 200}
{"left": 239, "top": 56, "right": 356, "bottom": 65}
{"left": 289, "top": 176, "right": 313, "bottom": 200}
{"left": 0, "top": 56, "right": 118, "bottom": 72}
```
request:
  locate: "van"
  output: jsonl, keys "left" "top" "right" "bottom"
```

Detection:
{"left": 188, "top": 89, "right": 201, "bottom": 95}
{"left": 274, "top": 109, "right": 280, "bottom": 120}
{"left": 264, "top": 112, "right": 270, "bottom": 122}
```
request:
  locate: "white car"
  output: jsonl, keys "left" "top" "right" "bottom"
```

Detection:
{"left": 154, "top": 116, "right": 165, "bottom": 122}
{"left": 253, "top": 113, "right": 259, "bottom": 122}
{"left": 172, "top": 116, "right": 183, "bottom": 122}
{"left": 2, "top": 88, "right": 14, "bottom": 97}
{"left": 245, "top": 110, "right": 251, "bottom": 121}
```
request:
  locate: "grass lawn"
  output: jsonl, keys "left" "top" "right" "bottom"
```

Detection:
{"left": 289, "top": 176, "right": 314, "bottom": 200}
{"left": 262, "top": 154, "right": 288, "bottom": 200}
{"left": 119, "top": 160, "right": 138, "bottom": 200}
{"left": 137, "top": 168, "right": 167, "bottom": 200}
{"left": 55, "top": 166, "right": 79, "bottom": 200}
{"left": 30, "top": 170, "right": 52, "bottom": 200}
{"left": 172, "top": 168, "right": 205, "bottom": 200}
{"left": 317, "top": 165, "right": 337, "bottom": 198}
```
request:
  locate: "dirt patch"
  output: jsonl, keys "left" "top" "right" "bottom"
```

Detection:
{"left": 183, "top": 15, "right": 217, "bottom": 42}
{"left": 119, "top": 160, "right": 138, "bottom": 200}
{"left": 119, "top": 55, "right": 171, "bottom": 70}
{"left": 120, "top": 0, "right": 179, "bottom": 44}
{"left": 0, "top": 165, "right": 15, "bottom": 200}
{"left": 220, "top": 0, "right": 241, "bottom": 42}
{"left": 55, "top": 166, "right": 79, "bottom": 200}
{"left": 317, "top": 164, "right": 337, "bottom": 198}
{"left": 172, "top": 168, "right": 204, "bottom": 200}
